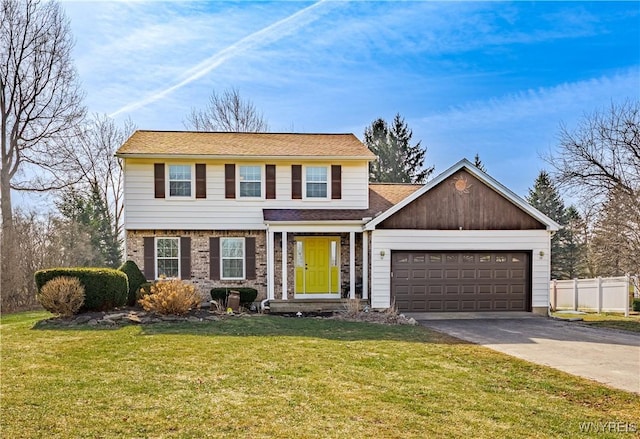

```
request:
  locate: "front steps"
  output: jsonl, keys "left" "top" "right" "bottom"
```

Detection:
{"left": 267, "top": 299, "right": 368, "bottom": 314}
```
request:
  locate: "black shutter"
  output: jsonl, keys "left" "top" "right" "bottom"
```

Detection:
{"left": 225, "top": 164, "right": 236, "bottom": 199}
{"left": 266, "top": 164, "right": 276, "bottom": 199}
{"left": 180, "top": 237, "right": 191, "bottom": 279}
{"left": 143, "top": 237, "right": 155, "bottom": 279}
{"left": 210, "top": 237, "right": 220, "bottom": 280}
{"left": 291, "top": 165, "right": 302, "bottom": 199}
{"left": 195, "top": 164, "right": 206, "bottom": 199}
{"left": 331, "top": 165, "right": 342, "bottom": 199}
{"left": 245, "top": 237, "right": 256, "bottom": 280}
{"left": 154, "top": 164, "right": 165, "bottom": 198}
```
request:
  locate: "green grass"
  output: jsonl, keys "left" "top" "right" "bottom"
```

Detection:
{"left": 552, "top": 312, "right": 640, "bottom": 333}
{"left": 579, "top": 313, "right": 640, "bottom": 333}
{"left": 1, "top": 312, "right": 638, "bottom": 438}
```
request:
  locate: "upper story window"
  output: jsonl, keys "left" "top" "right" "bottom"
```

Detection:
{"left": 239, "top": 166, "right": 262, "bottom": 198}
{"left": 168, "top": 165, "right": 192, "bottom": 197}
{"left": 305, "top": 166, "right": 328, "bottom": 198}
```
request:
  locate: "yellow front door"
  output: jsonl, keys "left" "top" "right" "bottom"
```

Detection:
{"left": 294, "top": 237, "right": 340, "bottom": 295}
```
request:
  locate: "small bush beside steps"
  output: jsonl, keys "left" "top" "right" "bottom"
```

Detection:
{"left": 210, "top": 287, "right": 258, "bottom": 308}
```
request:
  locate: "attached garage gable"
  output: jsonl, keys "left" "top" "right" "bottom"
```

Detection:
{"left": 378, "top": 169, "right": 545, "bottom": 230}
{"left": 367, "top": 159, "right": 561, "bottom": 314}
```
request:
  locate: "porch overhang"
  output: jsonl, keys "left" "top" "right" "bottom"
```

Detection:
{"left": 264, "top": 208, "right": 372, "bottom": 232}
{"left": 262, "top": 211, "right": 370, "bottom": 304}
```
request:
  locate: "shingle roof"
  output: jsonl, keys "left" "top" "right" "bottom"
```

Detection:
{"left": 368, "top": 183, "right": 422, "bottom": 216}
{"left": 263, "top": 183, "right": 422, "bottom": 223}
{"left": 116, "top": 130, "right": 376, "bottom": 159}
{"left": 365, "top": 159, "right": 562, "bottom": 231}
{"left": 263, "top": 209, "right": 370, "bottom": 222}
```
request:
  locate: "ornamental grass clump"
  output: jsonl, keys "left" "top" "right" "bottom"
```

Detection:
{"left": 37, "top": 276, "right": 85, "bottom": 317}
{"left": 138, "top": 279, "right": 201, "bottom": 315}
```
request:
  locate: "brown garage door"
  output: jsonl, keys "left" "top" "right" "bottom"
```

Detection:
{"left": 391, "top": 251, "right": 530, "bottom": 312}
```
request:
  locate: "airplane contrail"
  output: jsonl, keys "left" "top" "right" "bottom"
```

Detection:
{"left": 110, "top": 0, "right": 330, "bottom": 117}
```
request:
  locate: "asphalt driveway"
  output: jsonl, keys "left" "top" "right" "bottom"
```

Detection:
{"left": 411, "top": 313, "right": 640, "bottom": 394}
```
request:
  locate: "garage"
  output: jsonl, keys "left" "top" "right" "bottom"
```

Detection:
{"left": 366, "top": 160, "right": 561, "bottom": 315}
{"left": 391, "top": 251, "right": 530, "bottom": 312}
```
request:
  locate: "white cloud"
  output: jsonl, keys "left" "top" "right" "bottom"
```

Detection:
{"left": 107, "top": 0, "right": 338, "bottom": 117}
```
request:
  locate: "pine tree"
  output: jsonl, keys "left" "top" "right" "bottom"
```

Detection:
{"left": 473, "top": 153, "right": 487, "bottom": 172}
{"left": 527, "top": 171, "right": 568, "bottom": 279}
{"left": 559, "top": 206, "right": 586, "bottom": 279}
{"left": 57, "top": 183, "right": 122, "bottom": 268}
{"left": 364, "top": 113, "right": 434, "bottom": 183}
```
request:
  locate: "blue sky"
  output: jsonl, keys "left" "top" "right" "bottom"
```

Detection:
{"left": 56, "top": 0, "right": 639, "bottom": 200}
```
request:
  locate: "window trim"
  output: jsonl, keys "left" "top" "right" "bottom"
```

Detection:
{"left": 155, "top": 237, "right": 181, "bottom": 279}
{"left": 303, "top": 165, "right": 330, "bottom": 200}
{"left": 220, "top": 237, "right": 246, "bottom": 280}
{"left": 166, "top": 164, "right": 195, "bottom": 199}
{"left": 237, "top": 164, "right": 264, "bottom": 199}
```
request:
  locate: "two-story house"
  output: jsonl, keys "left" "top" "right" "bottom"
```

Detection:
{"left": 116, "top": 130, "right": 559, "bottom": 315}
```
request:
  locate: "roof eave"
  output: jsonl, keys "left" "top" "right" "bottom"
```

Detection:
{"left": 365, "top": 158, "right": 562, "bottom": 231}
{"left": 115, "top": 153, "right": 376, "bottom": 161}
{"left": 264, "top": 220, "right": 368, "bottom": 225}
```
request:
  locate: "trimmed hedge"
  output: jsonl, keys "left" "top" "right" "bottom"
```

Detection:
{"left": 633, "top": 298, "right": 640, "bottom": 312}
{"left": 210, "top": 287, "right": 258, "bottom": 307}
{"left": 118, "top": 260, "right": 147, "bottom": 306}
{"left": 35, "top": 268, "right": 128, "bottom": 312}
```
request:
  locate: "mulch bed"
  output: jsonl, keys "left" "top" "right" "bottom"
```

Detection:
{"left": 32, "top": 306, "right": 418, "bottom": 328}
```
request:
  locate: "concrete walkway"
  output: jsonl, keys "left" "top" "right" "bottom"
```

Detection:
{"left": 410, "top": 313, "right": 640, "bottom": 394}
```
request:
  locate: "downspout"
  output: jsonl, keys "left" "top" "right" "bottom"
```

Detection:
{"left": 547, "top": 229, "right": 556, "bottom": 317}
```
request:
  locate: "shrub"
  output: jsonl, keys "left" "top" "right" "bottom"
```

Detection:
{"left": 35, "top": 268, "right": 128, "bottom": 312}
{"left": 37, "top": 276, "right": 85, "bottom": 317}
{"left": 343, "top": 299, "right": 361, "bottom": 317}
{"left": 138, "top": 282, "right": 153, "bottom": 301}
{"left": 139, "top": 279, "right": 201, "bottom": 315}
{"left": 633, "top": 298, "right": 640, "bottom": 312}
{"left": 118, "top": 260, "right": 147, "bottom": 306}
{"left": 210, "top": 288, "right": 228, "bottom": 306}
{"left": 210, "top": 287, "right": 258, "bottom": 307}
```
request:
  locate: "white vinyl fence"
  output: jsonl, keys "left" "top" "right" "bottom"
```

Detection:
{"left": 550, "top": 275, "right": 637, "bottom": 316}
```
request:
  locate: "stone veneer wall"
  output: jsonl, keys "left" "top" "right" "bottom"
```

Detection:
{"left": 273, "top": 232, "right": 364, "bottom": 300}
{"left": 126, "top": 230, "right": 267, "bottom": 301}
{"left": 127, "top": 230, "right": 365, "bottom": 302}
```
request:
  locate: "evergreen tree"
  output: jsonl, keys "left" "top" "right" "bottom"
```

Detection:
{"left": 473, "top": 153, "right": 487, "bottom": 172}
{"left": 559, "top": 206, "right": 586, "bottom": 279}
{"left": 527, "top": 171, "right": 568, "bottom": 279}
{"left": 364, "top": 113, "right": 433, "bottom": 183}
{"left": 57, "top": 183, "right": 122, "bottom": 268}
{"left": 589, "top": 187, "right": 640, "bottom": 276}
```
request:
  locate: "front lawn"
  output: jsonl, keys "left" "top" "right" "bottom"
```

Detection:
{"left": 1, "top": 312, "right": 638, "bottom": 438}
{"left": 552, "top": 311, "right": 640, "bottom": 333}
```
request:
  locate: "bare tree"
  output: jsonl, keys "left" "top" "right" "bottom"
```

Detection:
{"left": 184, "top": 87, "right": 269, "bottom": 132}
{"left": 1, "top": 0, "right": 85, "bottom": 292}
{"left": 0, "top": 209, "right": 97, "bottom": 312}
{"left": 589, "top": 187, "right": 640, "bottom": 276}
{"left": 548, "top": 101, "right": 640, "bottom": 276}
{"left": 65, "top": 114, "right": 135, "bottom": 244}
{"left": 548, "top": 100, "right": 639, "bottom": 201}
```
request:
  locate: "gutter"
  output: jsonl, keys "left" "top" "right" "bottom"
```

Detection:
{"left": 115, "top": 153, "right": 376, "bottom": 161}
